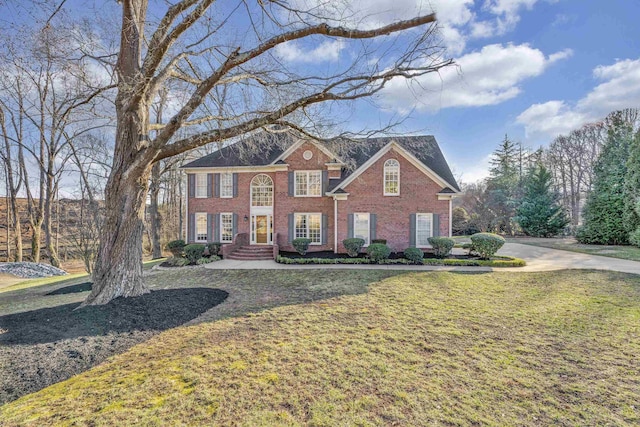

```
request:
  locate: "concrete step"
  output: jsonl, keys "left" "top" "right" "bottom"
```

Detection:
{"left": 226, "top": 254, "right": 273, "bottom": 260}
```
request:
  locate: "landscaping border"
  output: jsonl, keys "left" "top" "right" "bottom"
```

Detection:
{"left": 276, "top": 255, "right": 525, "bottom": 267}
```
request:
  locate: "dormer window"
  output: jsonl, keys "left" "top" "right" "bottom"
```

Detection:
{"left": 384, "top": 159, "right": 400, "bottom": 196}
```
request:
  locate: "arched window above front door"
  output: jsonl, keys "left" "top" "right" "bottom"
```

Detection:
{"left": 251, "top": 174, "right": 273, "bottom": 207}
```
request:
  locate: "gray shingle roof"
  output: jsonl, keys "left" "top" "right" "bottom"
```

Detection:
{"left": 182, "top": 132, "right": 460, "bottom": 192}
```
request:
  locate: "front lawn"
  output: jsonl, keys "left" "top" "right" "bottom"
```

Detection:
{"left": 2, "top": 270, "right": 639, "bottom": 425}
{"left": 510, "top": 237, "right": 640, "bottom": 262}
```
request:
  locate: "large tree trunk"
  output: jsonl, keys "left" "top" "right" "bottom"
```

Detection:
{"left": 82, "top": 113, "right": 152, "bottom": 305}
{"left": 149, "top": 162, "right": 162, "bottom": 259}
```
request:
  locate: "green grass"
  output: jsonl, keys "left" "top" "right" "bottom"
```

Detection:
{"left": 0, "top": 258, "right": 166, "bottom": 294}
{"left": 510, "top": 237, "right": 640, "bottom": 262}
{"left": 2, "top": 270, "right": 640, "bottom": 425}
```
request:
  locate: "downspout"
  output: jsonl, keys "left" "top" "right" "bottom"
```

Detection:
{"left": 449, "top": 198, "right": 452, "bottom": 237}
{"left": 334, "top": 196, "right": 338, "bottom": 253}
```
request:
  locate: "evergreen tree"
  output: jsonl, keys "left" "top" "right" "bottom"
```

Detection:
{"left": 486, "top": 135, "right": 519, "bottom": 234}
{"left": 625, "top": 129, "right": 640, "bottom": 246}
{"left": 516, "top": 165, "right": 569, "bottom": 237}
{"left": 577, "top": 112, "right": 637, "bottom": 244}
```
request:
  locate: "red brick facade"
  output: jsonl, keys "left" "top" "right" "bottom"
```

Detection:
{"left": 186, "top": 141, "right": 453, "bottom": 254}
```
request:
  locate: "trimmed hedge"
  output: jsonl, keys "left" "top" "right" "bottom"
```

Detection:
{"left": 427, "top": 237, "right": 455, "bottom": 258}
{"left": 367, "top": 243, "right": 391, "bottom": 263}
{"left": 470, "top": 233, "right": 505, "bottom": 259}
{"left": 371, "top": 239, "right": 387, "bottom": 245}
{"left": 403, "top": 247, "right": 424, "bottom": 264}
{"left": 184, "top": 244, "right": 206, "bottom": 263}
{"left": 275, "top": 255, "right": 525, "bottom": 267}
{"left": 207, "top": 242, "right": 222, "bottom": 257}
{"left": 292, "top": 238, "right": 312, "bottom": 255}
{"left": 343, "top": 238, "right": 365, "bottom": 257}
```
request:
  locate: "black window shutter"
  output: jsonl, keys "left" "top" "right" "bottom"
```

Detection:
{"left": 347, "top": 213, "right": 354, "bottom": 238}
{"left": 232, "top": 173, "right": 238, "bottom": 197}
{"left": 213, "top": 173, "right": 220, "bottom": 198}
{"left": 322, "top": 170, "right": 329, "bottom": 194}
{"left": 370, "top": 214, "right": 377, "bottom": 241}
{"left": 188, "top": 213, "right": 195, "bottom": 243}
{"left": 288, "top": 213, "right": 294, "bottom": 242}
{"left": 207, "top": 213, "right": 214, "bottom": 242}
{"left": 288, "top": 172, "right": 294, "bottom": 196}
{"left": 214, "top": 213, "right": 221, "bottom": 242}
{"left": 188, "top": 174, "right": 195, "bottom": 198}
{"left": 232, "top": 213, "right": 238, "bottom": 236}
{"left": 321, "top": 214, "right": 328, "bottom": 245}
{"left": 207, "top": 174, "right": 213, "bottom": 198}
{"left": 409, "top": 214, "right": 416, "bottom": 247}
{"left": 432, "top": 214, "right": 440, "bottom": 237}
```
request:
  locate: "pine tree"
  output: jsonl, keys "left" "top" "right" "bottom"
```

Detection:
{"left": 516, "top": 165, "right": 569, "bottom": 237}
{"left": 486, "top": 135, "right": 519, "bottom": 234}
{"left": 577, "top": 112, "right": 636, "bottom": 244}
{"left": 625, "top": 129, "right": 640, "bottom": 246}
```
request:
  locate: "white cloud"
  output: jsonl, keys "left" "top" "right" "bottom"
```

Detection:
{"left": 275, "top": 39, "right": 346, "bottom": 63}
{"left": 517, "top": 57, "right": 640, "bottom": 140}
{"left": 380, "top": 43, "right": 570, "bottom": 112}
{"left": 285, "top": 0, "right": 548, "bottom": 57}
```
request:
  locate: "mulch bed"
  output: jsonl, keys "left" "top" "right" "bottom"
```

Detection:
{"left": 0, "top": 287, "right": 227, "bottom": 405}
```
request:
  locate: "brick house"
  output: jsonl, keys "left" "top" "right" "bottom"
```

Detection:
{"left": 181, "top": 132, "right": 460, "bottom": 259}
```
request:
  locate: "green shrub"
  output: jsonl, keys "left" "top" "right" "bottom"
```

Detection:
{"left": 403, "top": 247, "right": 424, "bottom": 264}
{"left": 292, "top": 238, "right": 312, "bottom": 255}
{"left": 427, "top": 236, "right": 455, "bottom": 258}
{"left": 343, "top": 238, "right": 365, "bottom": 257}
{"left": 207, "top": 242, "right": 222, "bottom": 256}
{"left": 371, "top": 239, "right": 387, "bottom": 245}
{"left": 196, "top": 256, "right": 220, "bottom": 265}
{"left": 166, "top": 239, "right": 186, "bottom": 257}
{"left": 184, "top": 244, "right": 206, "bottom": 263}
{"left": 166, "top": 256, "right": 189, "bottom": 267}
{"left": 629, "top": 228, "right": 640, "bottom": 247}
{"left": 469, "top": 233, "right": 505, "bottom": 259}
{"left": 366, "top": 243, "right": 391, "bottom": 263}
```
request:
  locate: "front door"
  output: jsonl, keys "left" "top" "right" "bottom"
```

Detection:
{"left": 251, "top": 214, "right": 272, "bottom": 244}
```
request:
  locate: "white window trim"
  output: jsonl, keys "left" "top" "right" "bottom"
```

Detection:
{"left": 195, "top": 173, "right": 207, "bottom": 198}
{"left": 294, "top": 212, "right": 322, "bottom": 245}
{"left": 220, "top": 212, "right": 234, "bottom": 243}
{"left": 195, "top": 212, "right": 208, "bottom": 242}
{"left": 220, "top": 173, "right": 233, "bottom": 199}
{"left": 294, "top": 170, "right": 322, "bottom": 197}
{"left": 250, "top": 174, "right": 274, "bottom": 207}
{"left": 354, "top": 212, "right": 370, "bottom": 247}
{"left": 415, "top": 212, "right": 433, "bottom": 248}
{"left": 383, "top": 159, "right": 400, "bottom": 196}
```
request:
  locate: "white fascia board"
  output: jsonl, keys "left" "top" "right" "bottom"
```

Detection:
{"left": 272, "top": 138, "right": 344, "bottom": 164}
{"left": 182, "top": 164, "right": 289, "bottom": 174}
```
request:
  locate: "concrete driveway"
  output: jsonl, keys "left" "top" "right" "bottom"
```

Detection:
{"left": 496, "top": 242, "right": 640, "bottom": 274}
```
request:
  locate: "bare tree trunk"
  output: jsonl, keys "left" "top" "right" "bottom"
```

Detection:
{"left": 149, "top": 162, "right": 162, "bottom": 258}
{"left": 44, "top": 168, "right": 61, "bottom": 267}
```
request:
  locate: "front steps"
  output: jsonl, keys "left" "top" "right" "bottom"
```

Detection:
{"left": 226, "top": 245, "right": 274, "bottom": 260}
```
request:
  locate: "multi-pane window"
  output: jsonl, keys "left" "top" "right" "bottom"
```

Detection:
{"left": 195, "top": 173, "right": 207, "bottom": 198}
{"left": 295, "top": 171, "right": 322, "bottom": 196}
{"left": 416, "top": 213, "right": 433, "bottom": 247}
{"left": 251, "top": 174, "right": 273, "bottom": 207}
{"left": 220, "top": 173, "right": 233, "bottom": 198}
{"left": 295, "top": 213, "right": 321, "bottom": 244}
{"left": 384, "top": 159, "right": 399, "bottom": 195}
{"left": 354, "top": 213, "right": 370, "bottom": 245}
{"left": 220, "top": 213, "right": 233, "bottom": 242}
{"left": 195, "top": 213, "right": 207, "bottom": 242}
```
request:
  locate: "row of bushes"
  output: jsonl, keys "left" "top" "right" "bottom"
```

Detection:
{"left": 291, "top": 233, "right": 506, "bottom": 263}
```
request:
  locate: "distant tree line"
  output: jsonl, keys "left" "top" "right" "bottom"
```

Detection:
{"left": 454, "top": 108, "right": 640, "bottom": 246}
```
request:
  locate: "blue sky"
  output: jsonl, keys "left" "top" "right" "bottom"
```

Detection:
{"left": 316, "top": 0, "right": 640, "bottom": 183}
